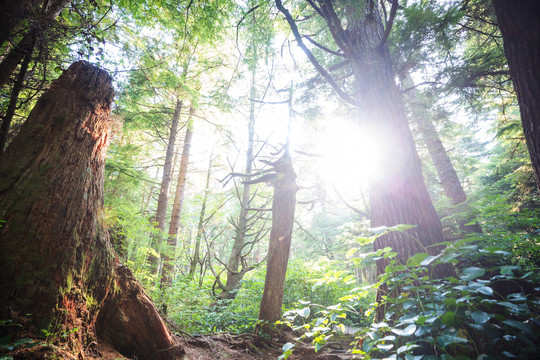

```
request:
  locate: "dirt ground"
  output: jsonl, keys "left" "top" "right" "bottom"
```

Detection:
{"left": 2, "top": 331, "right": 358, "bottom": 360}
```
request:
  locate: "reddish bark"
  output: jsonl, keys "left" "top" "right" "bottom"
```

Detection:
{"left": 492, "top": 0, "right": 540, "bottom": 189}
{"left": 0, "top": 61, "right": 182, "bottom": 359}
{"left": 161, "top": 122, "right": 193, "bottom": 287}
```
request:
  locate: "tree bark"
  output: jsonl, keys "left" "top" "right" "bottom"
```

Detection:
{"left": 155, "top": 100, "right": 182, "bottom": 230}
{"left": 149, "top": 99, "right": 182, "bottom": 270}
{"left": 492, "top": 0, "right": 540, "bottom": 189}
{"left": 0, "top": 48, "right": 33, "bottom": 154}
{"left": 161, "top": 121, "right": 193, "bottom": 288}
{"left": 218, "top": 69, "right": 257, "bottom": 301}
{"left": 188, "top": 155, "right": 212, "bottom": 278}
{"left": 258, "top": 152, "right": 297, "bottom": 326}
{"left": 0, "top": 61, "right": 182, "bottom": 360}
{"left": 0, "top": 0, "right": 42, "bottom": 47}
{"left": 402, "top": 73, "right": 482, "bottom": 234}
{"left": 276, "top": 1, "right": 451, "bottom": 282}
{"left": 0, "top": 0, "right": 71, "bottom": 89}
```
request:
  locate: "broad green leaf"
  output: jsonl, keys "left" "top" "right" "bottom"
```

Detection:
{"left": 377, "top": 343, "right": 394, "bottom": 351}
{"left": 397, "top": 343, "right": 421, "bottom": 354}
{"left": 299, "top": 307, "right": 310, "bottom": 318}
{"left": 502, "top": 319, "right": 537, "bottom": 338}
{"left": 437, "top": 334, "right": 469, "bottom": 347}
{"left": 346, "top": 247, "right": 359, "bottom": 259}
{"left": 282, "top": 342, "right": 295, "bottom": 352}
{"left": 460, "top": 267, "right": 485, "bottom": 281}
{"left": 441, "top": 312, "right": 457, "bottom": 327}
{"left": 406, "top": 252, "right": 429, "bottom": 267}
{"left": 391, "top": 324, "right": 417, "bottom": 336}
{"left": 388, "top": 224, "right": 417, "bottom": 232}
{"left": 471, "top": 311, "right": 491, "bottom": 324}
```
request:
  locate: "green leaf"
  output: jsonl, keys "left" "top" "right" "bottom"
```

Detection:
{"left": 437, "top": 334, "right": 469, "bottom": 347}
{"left": 369, "top": 226, "right": 388, "bottom": 234}
{"left": 471, "top": 311, "right": 491, "bottom": 324}
{"left": 441, "top": 312, "right": 457, "bottom": 327}
{"left": 377, "top": 343, "right": 394, "bottom": 351}
{"left": 391, "top": 324, "right": 417, "bottom": 336}
{"left": 475, "top": 286, "right": 493, "bottom": 296}
{"left": 460, "top": 267, "right": 485, "bottom": 281}
{"left": 282, "top": 342, "right": 295, "bottom": 352}
{"left": 502, "top": 319, "right": 537, "bottom": 338}
{"left": 406, "top": 253, "right": 429, "bottom": 267}
{"left": 299, "top": 307, "right": 310, "bottom": 318}
{"left": 389, "top": 224, "right": 417, "bottom": 232}
{"left": 346, "top": 247, "right": 359, "bottom": 259}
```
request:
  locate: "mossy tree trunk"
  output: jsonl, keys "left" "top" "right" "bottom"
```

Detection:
{"left": 0, "top": 61, "right": 183, "bottom": 360}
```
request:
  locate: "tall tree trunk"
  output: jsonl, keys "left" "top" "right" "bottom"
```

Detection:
{"left": 492, "top": 0, "right": 540, "bottom": 189}
{"left": 258, "top": 152, "right": 297, "bottom": 326}
{"left": 188, "top": 155, "right": 213, "bottom": 278}
{"left": 161, "top": 120, "right": 193, "bottom": 288}
{"left": 218, "top": 69, "right": 257, "bottom": 301}
{"left": 276, "top": 2, "right": 451, "bottom": 284}
{"left": 333, "top": 5, "right": 449, "bottom": 280}
{"left": 0, "top": 61, "right": 182, "bottom": 360}
{"left": 0, "top": 0, "right": 70, "bottom": 89}
{"left": 402, "top": 74, "right": 482, "bottom": 234}
{"left": 149, "top": 99, "right": 182, "bottom": 270}
{"left": 0, "top": 47, "right": 32, "bottom": 154}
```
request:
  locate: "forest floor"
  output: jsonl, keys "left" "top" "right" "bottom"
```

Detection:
{"left": 3, "top": 330, "right": 358, "bottom": 359}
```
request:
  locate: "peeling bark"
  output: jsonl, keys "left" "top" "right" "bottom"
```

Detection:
{"left": 0, "top": 61, "right": 183, "bottom": 360}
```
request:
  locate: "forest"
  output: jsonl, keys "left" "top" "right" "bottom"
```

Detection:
{"left": 0, "top": 0, "right": 539, "bottom": 359}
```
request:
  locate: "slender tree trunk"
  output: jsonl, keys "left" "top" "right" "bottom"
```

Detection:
{"left": 402, "top": 74, "right": 482, "bottom": 234}
{"left": 0, "top": 0, "right": 70, "bottom": 89}
{"left": 188, "top": 155, "right": 212, "bottom": 278}
{"left": 492, "top": 0, "right": 540, "bottom": 189}
{"left": 149, "top": 99, "right": 182, "bottom": 270}
{"left": 218, "top": 69, "right": 257, "bottom": 301}
{"left": 161, "top": 120, "right": 193, "bottom": 288}
{"left": 0, "top": 61, "right": 182, "bottom": 360}
{"left": 0, "top": 47, "right": 32, "bottom": 154}
{"left": 155, "top": 100, "right": 182, "bottom": 230}
{"left": 258, "top": 152, "right": 297, "bottom": 327}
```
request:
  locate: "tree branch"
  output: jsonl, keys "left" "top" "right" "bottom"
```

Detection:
{"left": 275, "top": 0, "right": 359, "bottom": 106}
{"left": 378, "top": 0, "right": 398, "bottom": 48}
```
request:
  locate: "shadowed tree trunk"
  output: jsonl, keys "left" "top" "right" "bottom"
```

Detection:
{"left": 0, "top": 47, "right": 33, "bottom": 154}
{"left": 0, "top": 0, "right": 71, "bottom": 89}
{"left": 492, "top": 0, "right": 540, "bottom": 189}
{"left": 0, "top": 0, "right": 43, "bottom": 47}
{"left": 0, "top": 61, "right": 182, "bottom": 360}
{"left": 257, "top": 152, "right": 297, "bottom": 327}
{"left": 161, "top": 120, "right": 193, "bottom": 288}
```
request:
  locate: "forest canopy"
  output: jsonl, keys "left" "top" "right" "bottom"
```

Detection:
{"left": 0, "top": 0, "right": 539, "bottom": 359}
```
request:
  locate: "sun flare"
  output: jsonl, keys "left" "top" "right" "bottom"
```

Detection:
{"left": 315, "top": 120, "right": 385, "bottom": 194}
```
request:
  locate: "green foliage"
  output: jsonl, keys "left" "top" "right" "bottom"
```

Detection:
{"left": 353, "top": 238, "right": 540, "bottom": 359}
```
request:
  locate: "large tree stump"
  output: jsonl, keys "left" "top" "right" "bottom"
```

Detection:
{"left": 0, "top": 61, "right": 183, "bottom": 360}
